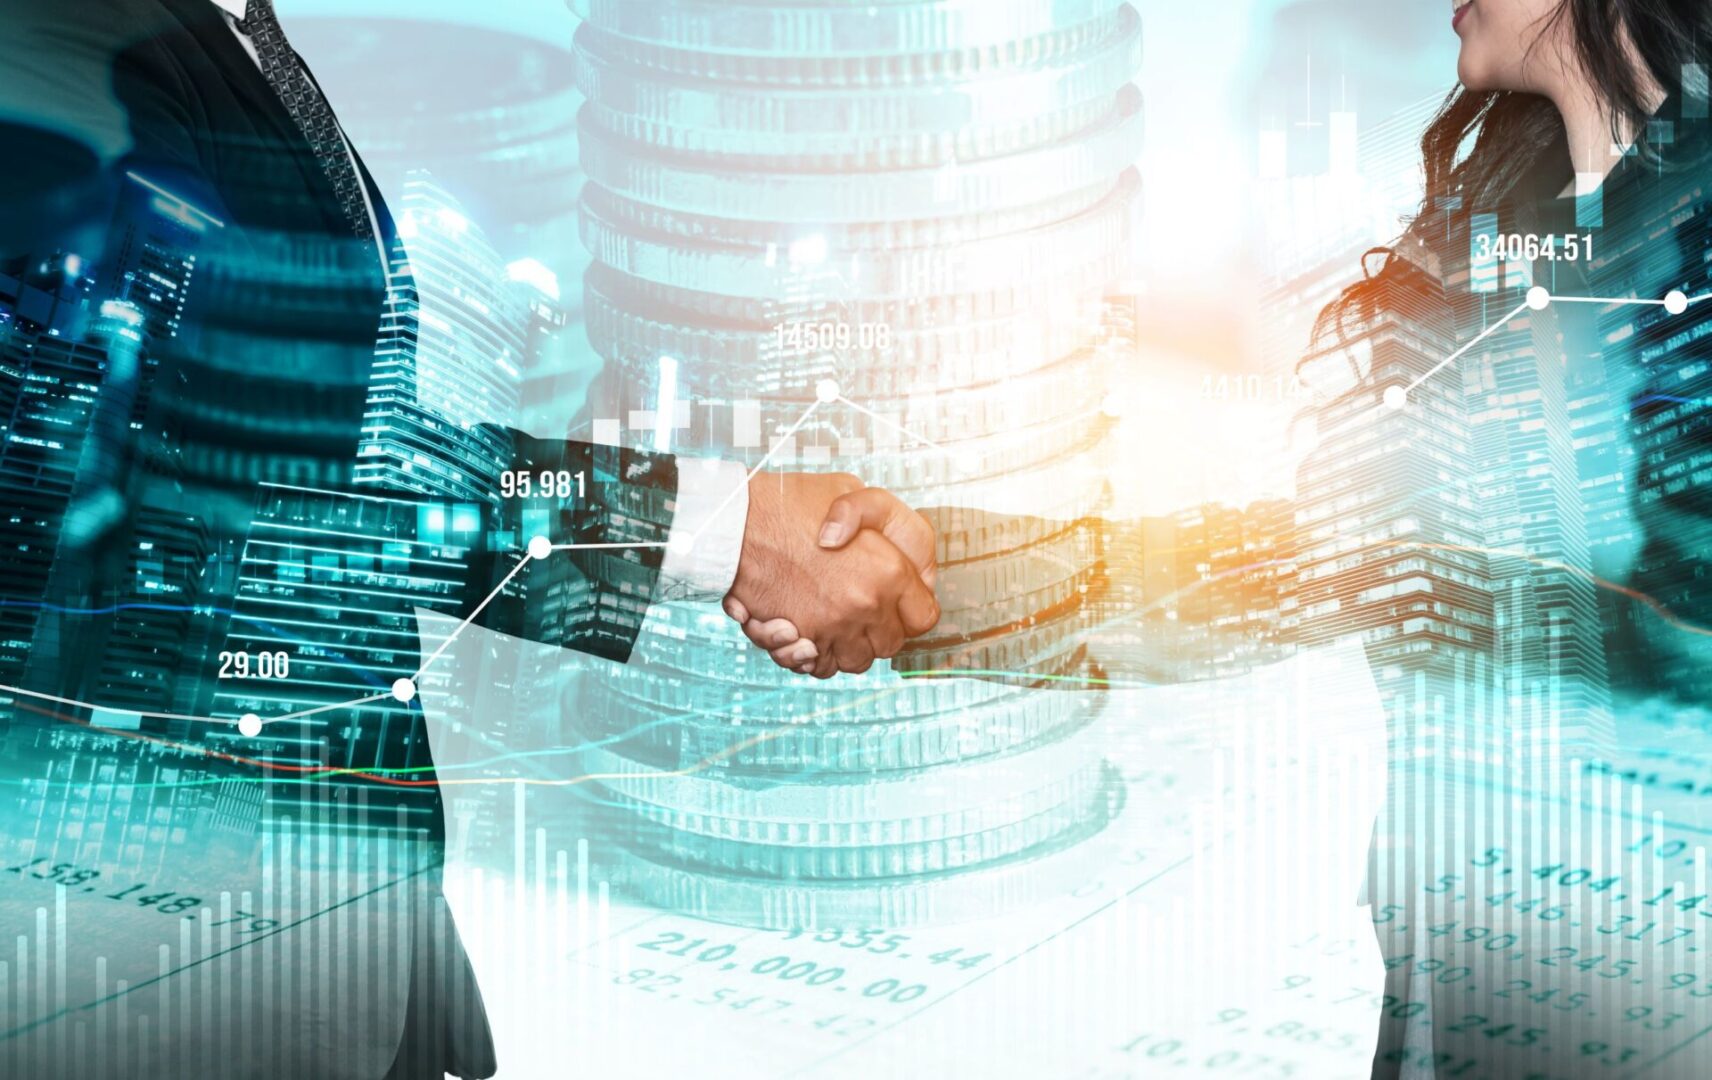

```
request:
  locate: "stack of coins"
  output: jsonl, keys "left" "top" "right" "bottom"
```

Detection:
{"left": 571, "top": 0, "right": 1141, "bottom": 927}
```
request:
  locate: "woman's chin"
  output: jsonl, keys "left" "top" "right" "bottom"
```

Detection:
{"left": 1457, "top": 55, "right": 1495, "bottom": 92}
{"left": 1456, "top": 47, "right": 1520, "bottom": 94}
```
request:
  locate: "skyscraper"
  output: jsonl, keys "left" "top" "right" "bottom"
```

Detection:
{"left": 0, "top": 251, "right": 89, "bottom": 337}
{"left": 90, "top": 508, "right": 211, "bottom": 715}
{"left": 291, "top": 15, "right": 594, "bottom": 432}
{"left": 1567, "top": 323, "right": 1646, "bottom": 693}
{"left": 1454, "top": 264, "right": 1611, "bottom": 747}
{"left": 64, "top": 177, "right": 228, "bottom": 720}
{"left": 206, "top": 177, "right": 548, "bottom": 839}
{"left": 1589, "top": 122, "right": 1712, "bottom": 704}
{"left": 1293, "top": 256, "right": 1496, "bottom": 699}
{"left": 358, "top": 173, "right": 528, "bottom": 501}
{"left": 0, "top": 329, "right": 116, "bottom": 701}
{"left": 105, "top": 171, "right": 216, "bottom": 345}
{"left": 210, "top": 483, "right": 487, "bottom": 837}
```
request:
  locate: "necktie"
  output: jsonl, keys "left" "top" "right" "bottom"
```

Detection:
{"left": 234, "top": 0, "right": 374, "bottom": 240}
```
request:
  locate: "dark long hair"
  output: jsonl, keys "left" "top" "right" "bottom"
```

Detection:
{"left": 1312, "top": 0, "right": 1712, "bottom": 352}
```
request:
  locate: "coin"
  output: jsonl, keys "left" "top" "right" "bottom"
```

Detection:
{"left": 578, "top": 674, "right": 1100, "bottom": 772}
{"left": 576, "top": 164, "right": 1135, "bottom": 299}
{"left": 585, "top": 756, "right": 1107, "bottom": 846}
{"left": 569, "top": 0, "right": 1130, "bottom": 57}
{"left": 570, "top": 717, "right": 1103, "bottom": 822}
{"left": 576, "top": 86, "right": 1141, "bottom": 221}
{"left": 595, "top": 764, "right": 1127, "bottom": 929}
{"left": 602, "top": 770, "right": 1112, "bottom": 879}
{"left": 572, "top": 8, "right": 1138, "bottom": 140}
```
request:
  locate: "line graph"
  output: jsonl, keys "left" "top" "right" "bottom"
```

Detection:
{"left": 1393, "top": 298, "right": 1530, "bottom": 402}
{"left": 8, "top": 282, "right": 1705, "bottom": 736}
{"left": 1383, "top": 285, "right": 1706, "bottom": 409}
{"left": 0, "top": 382, "right": 935, "bottom": 735}
{"left": 7, "top": 671, "right": 922, "bottom": 790}
{"left": 697, "top": 393, "right": 823, "bottom": 534}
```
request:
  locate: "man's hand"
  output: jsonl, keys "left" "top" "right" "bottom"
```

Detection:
{"left": 725, "top": 472, "right": 938, "bottom": 677}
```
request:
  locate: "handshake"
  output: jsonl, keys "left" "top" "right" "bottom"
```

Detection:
{"left": 723, "top": 472, "right": 939, "bottom": 678}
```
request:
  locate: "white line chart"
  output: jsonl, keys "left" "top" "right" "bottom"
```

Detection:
{"left": 0, "top": 378, "right": 962, "bottom": 736}
{"left": 6, "top": 284, "right": 1704, "bottom": 735}
{"left": 1382, "top": 285, "right": 1709, "bottom": 409}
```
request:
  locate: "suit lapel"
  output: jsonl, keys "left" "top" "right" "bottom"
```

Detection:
{"left": 151, "top": 0, "right": 354, "bottom": 238}
{"left": 156, "top": 0, "right": 305, "bottom": 155}
{"left": 352, "top": 150, "right": 399, "bottom": 258}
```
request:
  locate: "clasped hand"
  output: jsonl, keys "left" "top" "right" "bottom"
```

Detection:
{"left": 724, "top": 472, "right": 937, "bottom": 678}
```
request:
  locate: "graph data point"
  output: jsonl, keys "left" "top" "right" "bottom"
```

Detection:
{"left": 527, "top": 535, "right": 553, "bottom": 560}
{"left": 815, "top": 378, "right": 840, "bottom": 403}
{"left": 392, "top": 677, "right": 417, "bottom": 703}
{"left": 1526, "top": 286, "right": 1551, "bottom": 311}
{"left": 1382, "top": 386, "right": 1408, "bottom": 411}
{"left": 237, "top": 713, "right": 262, "bottom": 737}
{"left": 1665, "top": 289, "right": 1690, "bottom": 315}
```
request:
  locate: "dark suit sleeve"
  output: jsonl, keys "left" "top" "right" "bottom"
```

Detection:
{"left": 463, "top": 426, "right": 680, "bottom": 664}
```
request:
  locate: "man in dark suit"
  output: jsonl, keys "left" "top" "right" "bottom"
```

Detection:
{"left": 0, "top": 1, "right": 938, "bottom": 1075}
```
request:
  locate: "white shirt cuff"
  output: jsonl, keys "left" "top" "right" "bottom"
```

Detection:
{"left": 658, "top": 458, "right": 749, "bottom": 601}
